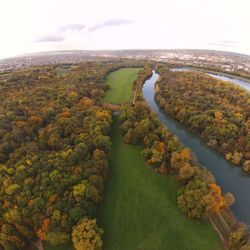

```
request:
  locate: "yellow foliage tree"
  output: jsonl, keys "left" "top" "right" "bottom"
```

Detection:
{"left": 72, "top": 217, "right": 103, "bottom": 250}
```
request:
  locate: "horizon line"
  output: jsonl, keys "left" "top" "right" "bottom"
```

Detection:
{"left": 1, "top": 48, "right": 250, "bottom": 61}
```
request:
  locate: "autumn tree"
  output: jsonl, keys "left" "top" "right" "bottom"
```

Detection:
{"left": 0, "top": 61, "right": 118, "bottom": 249}
{"left": 243, "top": 160, "right": 250, "bottom": 172}
{"left": 155, "top": 68, "right": 250, "bottom": 169}
{"left": 170, "top": 148, "right": 192, "bottom": 171}
{"left": 178, "top": 163, "right": 195, "bottom": 182}
{"left": 177, "top": 179, "right": 211, "bottom": 218}
{"left": 224, "top": 192, "right": 235, "bottom": 207}
{"left": 177, "top": 179, "right": 225, "bottom": 218}
{"left": 72, "top": 217, "right": 103, "bottom": 250}
{"left": 228, "top": 224, "right": 250, "bottom": 250}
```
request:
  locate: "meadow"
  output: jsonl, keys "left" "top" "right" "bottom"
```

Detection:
{"left": 98, "top": 68, "right": 221, "bottom": 250}
{"left": 103, "top": 68, "right": 142, "bottom": 103}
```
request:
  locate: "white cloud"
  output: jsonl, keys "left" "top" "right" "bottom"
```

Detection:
{"left": 34, "top": 24, "right": 86, "bottom": 43}
{"left": 89, "top": 19, "right": 136, "bottom": 32}
{"left": 0, "top": 0, "right": 249, "bottom": 59}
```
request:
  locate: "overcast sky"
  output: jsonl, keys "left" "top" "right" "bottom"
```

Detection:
{"left": 0, "top": 0, "right": 249, "bottom": 59}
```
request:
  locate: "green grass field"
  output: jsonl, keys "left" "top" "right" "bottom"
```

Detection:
{"left": 103, "top": 68, "right": 142, "bottom": 104}
{"left": 97, "top": 118, "right": 222, "bottom": 250}
{"left": 98, "top": 68, "right": 222, "bottom": 250}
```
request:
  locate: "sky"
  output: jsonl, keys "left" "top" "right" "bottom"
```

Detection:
{"left": 0, "top": 0, "right": 249, "bottom": 59}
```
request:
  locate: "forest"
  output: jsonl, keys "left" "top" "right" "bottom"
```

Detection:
{"left": 0, "top": 61, "right": 249, "bottom": 250}
{"left": 155, "top": 67, "right": 250, "bottom": 171}
{"left": 0, "top": 61, "right": 144, "bottom": 249}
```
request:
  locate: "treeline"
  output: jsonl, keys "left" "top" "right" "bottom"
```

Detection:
{"left": 119, "top": 102, "right": 230, "bottom": 216}
{"left": 155, "top": 68, "right": 250, "bottom": 171}
{"left": 0, "top": 61, "right": 138, "bottom": 249}
{"left": 132, "top": 64, "right": 153, "bottom": 102}
{"left": 119, "top": 67, "right": 250, "bottom": 249}
{"left": 170, "top": 63, "right": 250, "bottom": 81}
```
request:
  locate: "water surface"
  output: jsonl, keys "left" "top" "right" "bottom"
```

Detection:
{"left": 142, "top": 71, "right": 250, "bottom": 225}
{"left": 171, "top": 67, "right": 250, "bottom": 91}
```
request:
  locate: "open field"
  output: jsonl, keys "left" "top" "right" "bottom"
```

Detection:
{"left": 98, "top": 68, "right": 222, "bottom": 250}
{"left": 103, "top": 68, "right": 142, "bottom": 103}
{"left": 97, "top": 118, "right": 222, "bottom": 250}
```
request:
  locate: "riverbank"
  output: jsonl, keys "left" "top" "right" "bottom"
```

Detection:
{"left": 173, "top": 65, "right": 250, "bottom": 83}
{"left": 142, "top": 70, "right": 250, "bottom": 248}
{"left": 147, "top": 69, "right": 250, "bottom": 225}
{"left": 148, "top": 68, "right": 250, "bottom": 225}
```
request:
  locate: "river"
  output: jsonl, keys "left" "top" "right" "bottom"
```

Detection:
{"left": 171, "top": 67, "right": 250, "bottom": 91}
{"left": 142, "top": 71, "right": 250, "bottom": 225}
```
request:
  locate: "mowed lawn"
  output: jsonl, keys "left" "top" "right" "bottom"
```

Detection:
{"left": 97, "top": 119, "right": 222, "bottom": 250}
{"left": 98, "top": 68, "right": 222, "bottom": 250}
{"left": 103, "top": 68, "right": 142, "bottom": 104}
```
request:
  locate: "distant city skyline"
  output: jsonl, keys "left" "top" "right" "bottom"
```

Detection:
{"left": 0, "top": 0, "right": 249, "bottom": 59}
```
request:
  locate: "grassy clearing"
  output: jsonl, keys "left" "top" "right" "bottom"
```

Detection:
{"left": 98, "top": 68, "right": 222, "bottom": 249}
{"left": 103, "top": 68, "right": 142, "bottom": 104}
{"left": 97, "top": 118, "right": 221, "bottom": 250}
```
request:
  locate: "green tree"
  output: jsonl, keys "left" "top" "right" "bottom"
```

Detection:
{"left": 177, "top": 179, "right": 211, "bottom": 218}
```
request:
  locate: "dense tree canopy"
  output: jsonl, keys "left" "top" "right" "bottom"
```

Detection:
{"left": 0, "top": 60, "right": 249, "bottom": 249}
{"left": 72, "top": 217, "right": 103, "bottom": 250}
{"left": 155, "top": 68, "right": 250, "bottom": 170}
{"left": 0, "top": 61, "right": 133, "bottom": 248}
